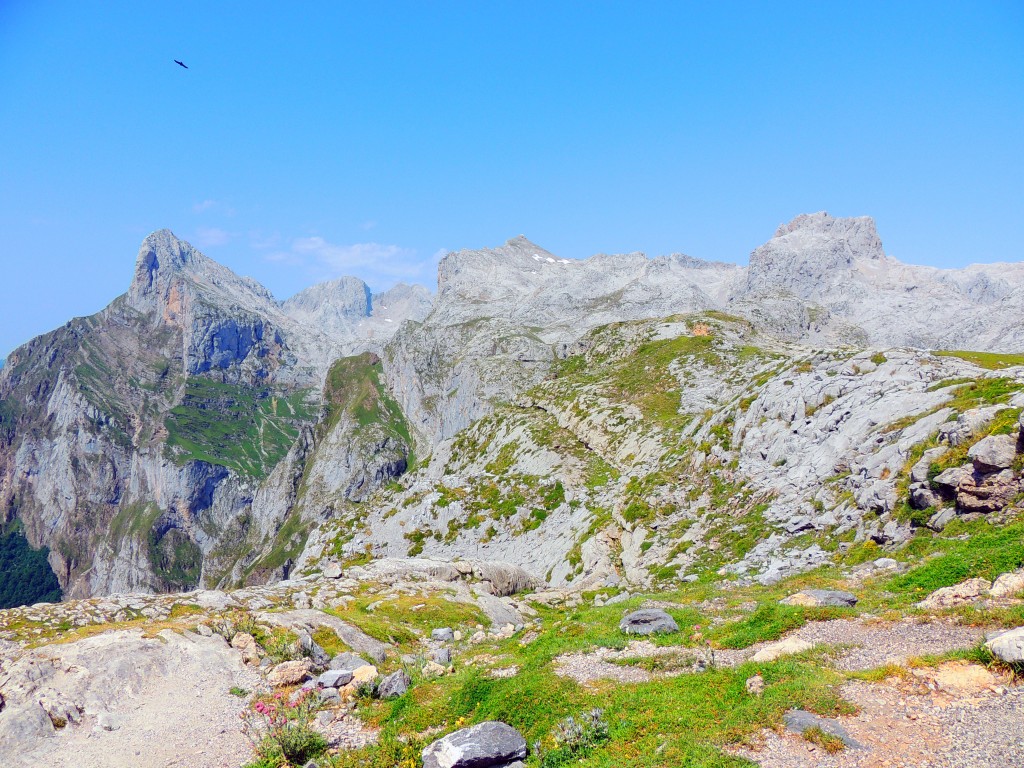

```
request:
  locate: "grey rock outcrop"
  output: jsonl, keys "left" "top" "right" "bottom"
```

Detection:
{"left": 375, "top": 669, "right": 411, "bottom": 699}
{"left": 968, "top": 434, "right": 1018, "bottom": 473}
{"left": 421, "top": 720, "right": 527, "bottom": 768}
{"left": 619, "top": 609, "right": 679, "bottom": 635}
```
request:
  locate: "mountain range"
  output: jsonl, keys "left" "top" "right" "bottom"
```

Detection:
{"left": 1, "top": 211, "right": 1023, "bottom": 602}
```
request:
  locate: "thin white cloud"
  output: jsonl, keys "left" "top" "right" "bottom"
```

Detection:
{"left": 194, "top": 226, "right": 233, "bottom": 248}
{"left": 249, "top": 230, "right": 282, "bottom": 250}
{"left": 192, "top": 199, "right": 236, "bottom": 216}
{"left": 360, "top": 219, "right": 378, "bottom": 231}
{"left": 265, "top": 235, "right": 439, "bottom": 289}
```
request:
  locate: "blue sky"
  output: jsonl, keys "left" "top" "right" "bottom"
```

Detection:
{"left": 1, "top": 2, "right": 1022, "bottom": 356}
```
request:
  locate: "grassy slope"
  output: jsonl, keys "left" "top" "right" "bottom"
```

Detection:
{"left": 164, "top": 377, "right": 316, "bottom": 480}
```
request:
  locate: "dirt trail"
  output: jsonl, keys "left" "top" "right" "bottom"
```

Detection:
{"left": 2, "top": 629, "right": 263, "bottom": 768}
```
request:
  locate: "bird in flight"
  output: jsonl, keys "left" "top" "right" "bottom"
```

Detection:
{"left": 174, "top": 59, "right": 188, "bottom": 69}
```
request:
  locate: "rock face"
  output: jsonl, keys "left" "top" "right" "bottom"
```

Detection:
{"left": 0, "top": 230, "right": 425, "bottom": 599}
{"left": 619, "top": 609, "right": 679, "bottom": 635}
{"left": 421, "top": 721, "right": 528, "bottom": 768}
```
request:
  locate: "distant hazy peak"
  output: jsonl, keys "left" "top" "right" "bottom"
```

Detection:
{"left": 284, "top": 276, "right": 373, "bottom": 317}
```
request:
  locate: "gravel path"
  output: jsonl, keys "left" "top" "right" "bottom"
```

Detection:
{"left": 733, "top": 665, "right": 1024, "bottom": 768}
{"left": 554, "top": 618, "right": 986, "bottom": 684}
{"left": 786, "top": 618, "right": 985, "bottom": 672}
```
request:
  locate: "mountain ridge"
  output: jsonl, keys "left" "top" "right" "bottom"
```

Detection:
{"left": 1, "top": 212, "right": 1023, "bottom": 604}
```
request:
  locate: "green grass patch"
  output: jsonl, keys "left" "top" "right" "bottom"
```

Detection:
{"left": 886, "top": 521, "right": 1024, "bottom": 598}
{"left": 935, "top": 350, "right": 1024, "bottom": 370}
{"left": 165, "top": 376, "right": 315, "bottom": 479}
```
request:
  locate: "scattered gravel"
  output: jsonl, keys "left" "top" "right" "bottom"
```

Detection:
{"left": 786, "top": 618, "right": 986, "bottom": 672}
{"left": 733, "top": 667, "right": 1024, "bottom": 768}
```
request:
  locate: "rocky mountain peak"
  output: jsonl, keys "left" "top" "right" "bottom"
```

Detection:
{"left": 283, "top": 277, "right": 373, "bottom": 319}
{"left": 745, "top": 212, "right": 886, "bottom": 299}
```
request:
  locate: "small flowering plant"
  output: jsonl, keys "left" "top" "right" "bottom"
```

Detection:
{"left": 690, "top": 624, "right": 716, "bottom": 670}
{"left": 240, "top": 689, "right": 327, "bottom": 766}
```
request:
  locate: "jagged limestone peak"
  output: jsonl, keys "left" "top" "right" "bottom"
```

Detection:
{"left": 745, "top": 212, "right": 886, "bottom": 299}
{"left": 128, "top": 229, "right": 274, "bottom": 319}
{"left": 284, "top": 276, "right": 374, "bottom": 319}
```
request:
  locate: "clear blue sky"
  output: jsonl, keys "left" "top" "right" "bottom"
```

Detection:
{"left": 1, "top": 2, "right": 1022, "bottom": 357}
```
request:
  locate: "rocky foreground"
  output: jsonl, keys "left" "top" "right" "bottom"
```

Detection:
{"left": 1, "top": 552, "right": 1022, "bottom": 767}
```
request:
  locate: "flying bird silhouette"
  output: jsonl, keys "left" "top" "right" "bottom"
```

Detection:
{"left": 174, "top": 59, "right": 188, "bottom": 69}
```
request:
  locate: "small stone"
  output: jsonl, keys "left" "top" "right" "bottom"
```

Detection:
{"left": 322, "top": 562, "right": 343, "bottom": 579}
{"left": 268, "top": 659, "right": 313, "bottom": 687}
{"left": 318, "top": 687, "right": 341, "bottom": 705}
{"left": 422, "top": 661, "right": 446, "bottom": 678}
{"left": 429, "top": 647, "right": 451, "bottom": 665}
{"left": 745, "top": 674, "right": 765, "bottom": 697}
{"left": 230, "top": 632, "right": 262, "bottom": 665}
{"left": 431, "top": 627, "right": 455, "bottom": 642}
{"left": 195, "top": 624, "right": 213, "bottom": 637}
{"left": 469, "top": 631, "right": 487, "bottom": 644}
{"left": 619, "top": 609, "right": 679, "bottom": 635}
{"left": 751, "top": 637, "right": 814, "bottom": 662}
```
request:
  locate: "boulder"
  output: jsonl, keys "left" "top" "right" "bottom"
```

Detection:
{"left": 781, "top": 589, "right": 857, "bottom": 608}
{"left": 230, "top": 632, "right": 262, "bottom": 665}
{"left": 376, "top": 669, "right": 411, "bottom": 699}
{"left": 968, "top": 434, "right": 1018, "bottom": 473}
{"left": 909, "top": 484, "right": 942, "bottom": 511}
{"left": 317, "top": 669, "right": 354, "bottom": 688}
{"left": 939, "top": 406, "right": 1009, "bottom": 447}
{"left": 431, "top": 628, "right": 455, "bottom": 642}
{"left": 991, "top": 570, "right": 1024, "bottom": 599}
{"left": 927, "top": 507, "right": 957, "bottom": 532}
{"left": 322, "top": 562, "right": 343, "bottom": 579}
{"left": 917, "top": 577, "right": 992, "bottom": 610}
{"left": 619, "top": 609, "right": 679, "bottom": 635}
{"left": 268, "top": 659, "right": 313, "bottom": 687}
{"left": 471, "top": 562, "right": 538, "bottom": 597}
{"left": 956, "top": 470, "right": 1020, "bottom": 513}
{"left": 751, "top": 637, "right": 814, "bottom": 662}
{"left": 984, "top": 626, "right": 1024, "bottom": 664}
{"left": 422, "top": 721, "right": 528, "bottom": 768}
